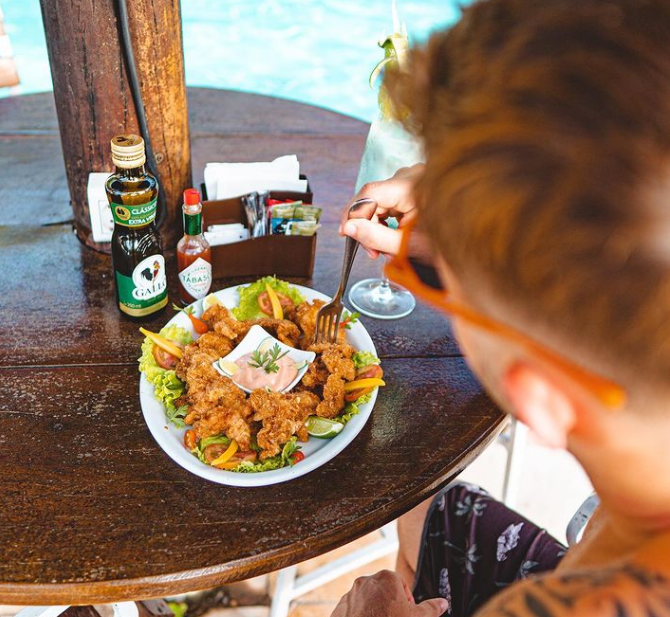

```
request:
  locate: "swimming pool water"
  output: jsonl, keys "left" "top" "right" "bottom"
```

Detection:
{"left": 2, "top": 0, "right": 468, "bottom": 121}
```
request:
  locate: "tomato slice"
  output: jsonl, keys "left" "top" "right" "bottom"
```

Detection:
{"left": 204, "top": 443, "right": 229, "bottom": 464}
{"left": 152, "top": 344, "right": 179, "bottom": 369}
{"left": 344, "top": 386, "right": 374, "bottom": 403}
{"left": 291, "top": 451, "right": 305, "bottom": 464}
{"left": 184, "top": 430, "right": 196, "bottom": 450}
{"left": 356, "top": 365, "right": 384, "bottom": 380}
{"left": 258, "top": 290, "right": 294, "bottom": 316}
{"left": 228, "top": 450, "right": 258, "bottom": 464}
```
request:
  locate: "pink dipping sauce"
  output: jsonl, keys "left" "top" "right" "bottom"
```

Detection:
{"left": 233, "top": 352, "right": 299, "bottom": 392}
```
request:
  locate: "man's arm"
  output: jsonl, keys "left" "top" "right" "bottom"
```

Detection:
{"left": 330, "top": 570, "right": 447, "bottom": 617}
{"left": 478, "top": 564, "right": 670, "bottom": 617}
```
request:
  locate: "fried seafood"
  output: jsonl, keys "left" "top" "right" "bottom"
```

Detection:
{"left": 236, "top": 318, "right": 301, "bottom": 348}
{"left": 175, "top": 332, "right": 235, "bottom": 382}
{"left": 202, "top": 304, "right": 241, "bottom": 340}
{"left": 314, "top": 342, "right": 356, "bottom": 381}
{"left": 294, "top": 299, "right": 324, "bottom": 348}
{"left": 179, "top": 358, "right": 254, "bottom": 449}
{"left": 201, "top": 304, "right": 301, "bottom": 348}
{"left": 294, "top": 300, "right": 346, "bottom": 348}
{"left": 301, "top": 359, "right": 330, "bottom": 390}
{"left": 299, "top": 342, "right": 355, "bottom": 394}
{"left": 249, "top": 390, "right": 320, "bottom": 459}
{"left": 316, "top": 374, "right": 347, "bottom": 419}
{"left": 176, "top": 298, "right": 369, "bottom": 462}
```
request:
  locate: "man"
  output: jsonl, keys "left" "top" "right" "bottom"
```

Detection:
{"left": 333, "top": 0, "right": 670, "bottom": 615}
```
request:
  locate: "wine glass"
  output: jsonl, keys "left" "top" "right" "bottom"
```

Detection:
{"left": 347, "top": 116, "right": 422, "bottom": 319}
{"left": 348, "top": 266, "right": 416, "bottom": 319}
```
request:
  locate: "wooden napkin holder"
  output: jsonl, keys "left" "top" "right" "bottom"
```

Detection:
{"left": 201, "top": 181, "right": 317, "bottom": 279}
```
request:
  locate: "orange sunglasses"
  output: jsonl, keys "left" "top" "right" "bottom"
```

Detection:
{"left": 384, "top": 217, "right": 627, "bottom": 409}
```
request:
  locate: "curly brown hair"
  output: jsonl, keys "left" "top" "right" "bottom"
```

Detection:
{"left": 388, "top": 0, "right": 670, "bottom": 395}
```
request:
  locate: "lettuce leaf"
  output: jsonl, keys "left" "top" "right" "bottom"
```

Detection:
{"left": 162, "top": 324, "right": 193, "bottom": 347}
{"left": 337, "top": 390, "right": 374, "bottom": 425}
{"left": 234, "top": 437, "right": 301, "bottom": 473}
{"left": 191, "top": 435, "right": 301, "bottom": 473}
{"left": 167, "top": 404, "right": 189, "bottom": 427}
{"left": 232, "top": 276, "right": 305, "bottom": 320}
{"left": 138, "top": 325, "right": 192, "bottom": 427}
{"left": 352, "top": 351, "right": 381, "bottom": 369}
{"left": 191, "top": 434, "right": 231, "bottom": 463}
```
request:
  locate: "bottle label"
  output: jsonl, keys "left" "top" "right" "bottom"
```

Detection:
{"left": 179, "top": 257, "right": 212, "bottom": 300}
{"left": 184, "top": 211, "right": 203, "bottom": 236}
{"left": 116, "top": 254, "right": 168, "bottom": 316}
{"left": 111, "top": 199, "right": 158, "bottom": 227}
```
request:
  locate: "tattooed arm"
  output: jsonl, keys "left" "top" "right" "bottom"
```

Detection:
{"left": 476, "top": 564, "right": 670, "bottom": 617}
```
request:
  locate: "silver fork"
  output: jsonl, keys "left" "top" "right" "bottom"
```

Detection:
{"left": 314, "top": 198, "right": 377, "bottom": 344}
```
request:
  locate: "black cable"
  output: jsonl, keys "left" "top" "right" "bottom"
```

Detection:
{"left": 116, "top": 0, "right": 167, "bottom": 228}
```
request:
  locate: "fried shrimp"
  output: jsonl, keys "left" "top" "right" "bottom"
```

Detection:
{"left": 181, "top": 361, "right": 254, "bottom": 450}
{"left": 249, "top": 390, "right": 320, "bottom": 459}
{"left": 295, "top": 299, "right": 325, "bottom": 348}
{"left": 235, "top": 318, "right": 301, "bottom": 348}
{"left": 316, "top": 374, "right": 347, "bottom": 419}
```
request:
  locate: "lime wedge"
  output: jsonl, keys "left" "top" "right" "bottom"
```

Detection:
{"left": 369, "top": 56, "right": 393, "bottom": 89}
{"left": 218, "top": 360, "right": 239, "bottom": 375}
{"left": 305, "top": 416, "right": 345, "bottom": 439}
{"left": 258, "top": 337, "right": 275, "bottom": 355}
{"left": 202, "top": 293, "right": 221, "bottom": 312}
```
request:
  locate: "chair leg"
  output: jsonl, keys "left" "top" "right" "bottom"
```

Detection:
{"left": 269, "top": 522, "right": 399, "bottom": 616}
{"left": 501, "top": 418, "right": 528, "bottom": 508}
{"left": 270, "top": 565, "right": 298, "bottom": 617}
{"left": 112, "top": 604, "right": 139, "bottom": 617}
{"left": 566, "top": 493, "right": 600, "bottom": 546}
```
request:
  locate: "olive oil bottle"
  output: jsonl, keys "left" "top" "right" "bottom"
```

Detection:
{"left": 105, "top": 134, "right": 167, "bottom": 319}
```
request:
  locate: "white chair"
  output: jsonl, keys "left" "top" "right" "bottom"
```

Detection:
{"left": 270, "top": 521, "right": 398, "bottom": 617}
{"left": 499, "top": 417, "right": 529, "bottom": 508}
{"left": 13, "top": 608, "right": 70, "bottom": 617}
{"left": 566, "top": 493, "right": 599, "bottom": 546}
{"left": 14, "top": 603, "right": 140, "bottom": 617}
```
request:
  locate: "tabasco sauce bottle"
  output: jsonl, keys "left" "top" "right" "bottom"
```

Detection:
{"left": 177, "top": 188, "right": 212, "bottom": 305}
{"left": 105, "top": 134, "right": 168, "bottom": 319}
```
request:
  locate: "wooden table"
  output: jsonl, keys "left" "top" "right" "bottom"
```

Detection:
{"left": 0, "top": 89, "right": 505, "bottom": 605}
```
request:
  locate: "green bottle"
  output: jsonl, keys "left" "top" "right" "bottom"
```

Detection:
{"left": 105, "top": 134, "right": 167, "bottom": 319}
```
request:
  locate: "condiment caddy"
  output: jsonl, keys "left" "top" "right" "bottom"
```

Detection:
{"left": 200, "top": 183, "right": 318, "bottom": 279}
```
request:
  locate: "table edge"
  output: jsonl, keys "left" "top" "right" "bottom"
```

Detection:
{"left": 0, "top": 413, "right": 506, "bottom": 605}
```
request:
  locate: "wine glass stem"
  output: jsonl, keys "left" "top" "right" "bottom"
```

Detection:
{"left": 373, "top": 261, "right": 395, "bottom": 302}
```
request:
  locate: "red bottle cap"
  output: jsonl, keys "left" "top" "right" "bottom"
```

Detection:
{"left": 183, "top": 188, "right": 200, "bottom": 206}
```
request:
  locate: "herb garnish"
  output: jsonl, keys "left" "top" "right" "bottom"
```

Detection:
{"left": 249, "top": 343, "right": 290, "bottom": 374}
{"left": 339, "top": 310, "right": 360, "bottom": 330}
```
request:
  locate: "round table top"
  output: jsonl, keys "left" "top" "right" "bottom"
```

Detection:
{"left": 0, "top": 88, "right": 505, "bottom": 604}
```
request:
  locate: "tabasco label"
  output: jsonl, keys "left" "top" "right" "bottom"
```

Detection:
{"left": 178, "top": 257, "right": 212, "bottom": 300}
{"left": 116, "top": 254, "right": 168, "bottom": 316}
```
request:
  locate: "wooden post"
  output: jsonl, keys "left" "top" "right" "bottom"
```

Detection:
{"left": 39, "top": 0, "right": 191, "bottom": 250}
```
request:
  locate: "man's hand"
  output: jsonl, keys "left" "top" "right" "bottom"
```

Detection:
{"left": 330, "top": 570, "right": 448, "bottom": 617}
{"left": 339, "top": 164, "right": 424, "bottom": 259}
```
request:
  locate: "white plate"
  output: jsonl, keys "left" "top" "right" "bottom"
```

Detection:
{"left": 139, "top": 283, "right": 379, "bottom": 487}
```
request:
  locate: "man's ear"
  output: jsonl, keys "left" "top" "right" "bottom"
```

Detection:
{"left": 502, "top": 361, "right": 578, "bottom": 449}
